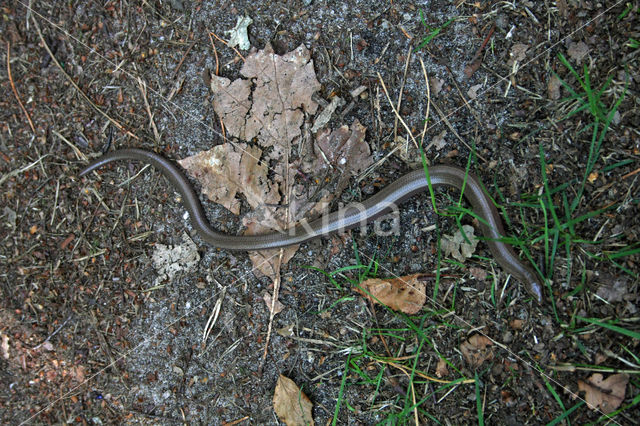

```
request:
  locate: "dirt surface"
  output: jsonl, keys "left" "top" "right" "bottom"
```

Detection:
{"left": 1, "top": 1, "right": 639, "bottom": 424}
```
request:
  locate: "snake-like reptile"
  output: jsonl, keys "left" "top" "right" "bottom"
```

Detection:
{"left": 80, "top": 148, "right": 544, "bottom": 302}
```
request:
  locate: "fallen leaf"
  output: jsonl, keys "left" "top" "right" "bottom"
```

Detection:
{"left": 509, "top": 319, "right": 524, "bottom": 330}
{"left": 441, "top": 225, "right": 478, "bottom": 263}
{"left": 211, "top": 43, "right": 320, "bottom": 160}
{"left": 547, "top": 74, "right": 562, "bottom": 100}
{"left": 277, "top": 324, "right": 294, "bottom": 337}
{"left": 71, "top": 365, "right": 86, "bottom": 383}
{"left": 460, "top": 334, "right": 494, "bottom": 367}
{"left": 567, "top": 41, "right": 589, "bottom": 64}
{"left": 263, "top": 292, "right": 284, "bottom": 315}
{"left": 312, "top": 119, "right": 372, "bottom": 195}
{"left": 594, "top": 352, "right": 608, "bottom": 365}
{"left": 501, "top": 389, "right": 516, "bottom": 407}
{"left": 429, "top": 77, "right": 444, "bottom": 95}
{"left": 193, "top": 44, "right": 373, "bottom": 281}
{"left": 467, "top": 83, "right": 483, "bottom": 100}
{"left": 273, "top": 375, "right": 314, "bottom": 426}
{"left": 577, "top": 373, "right": 628, "bottom": 414}
{"left": 151, "top": 232, "right": 200, "bottom": 285}
{"left": 507, "top": 43, "right": 529, "bottom": 66}
{"left": 429, "top": 130, "right": 448, "bottom": 151}
{"left": 356, "top": 274, "right": 427, "bottom": 314}
{"left": 595, "top": 275, "right": 628, "bottom": 303}
{"left": 463, "top": 59, "right": 482, "bottom": 79}
{"left": 179, "top": 143, "right": 279, "bottom": 217}
{"left": 225, "top": 16, "right": 252, "bottom": 50}
{"left": 468, "top": 266, "right": 487, "bottom": 281}
{"left": 436, "top": 358, "right": 449, "bottom": 378}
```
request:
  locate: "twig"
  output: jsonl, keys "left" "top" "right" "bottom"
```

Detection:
{"left": 202, "top": 287, "right": 226, "bottom": 344}
{"left": 137, "top": 77, "right": 161, "bottom": 143}
{"left": 258, "top": 250, "right": 285, "bottom": 376}
{"left": 30, "top": 15, "right": 138, "bottom": 140}
{"left": 6, "top": 41, "right": 36, "bottom": 134}
{"left": 32, "top": 315, "right": 72, "bottom": 350}
{"left": 52, "top": 130, "right": 87, "bottom": 161}
{"left": 171, "top": 40, "right": 196, "bottom": 79}
{"left": 464, "top": 22, "right": 496, "bottom": 78}
{"left": 0, "top": 154, "right": 51, "bottom": 186}
{"left": 208, "top": 30, "right": 245, "bottom": 62}
{"left": 442, "top": 63, "right": 484, "bottom": 127}
{"left": 207, "top": 31, "right": 220, "bottom": 75}
{"left": 429, "top": 99, "right": 488, "bottom": 163}
{"left": 90, "top": 310, "right": 121, "bottom": 375}
{"left": 393, "top": 46, "right": 413, "bottom": 144}
{"left": 419, "top": 58, "right": 431, "bottom": 148}
{"left": 377, "top": 72, "right": 418, "bottom": 149}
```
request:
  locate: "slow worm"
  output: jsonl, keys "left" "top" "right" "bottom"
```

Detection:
{"left": 79, "top": 148, "right": 544, "bottom": 302}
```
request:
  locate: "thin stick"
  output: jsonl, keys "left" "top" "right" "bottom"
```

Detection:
{"left": 137, "top": 77, "right": 161, "bottom": 143}
{"left": 377, "top": 72, "right": 418, "bottom": 149}
{"left": 208, "top": 30, "right": 245, "bottom": 62}
{"left": 171, "top": 40, "right": 196, "bottom": 79}
{"left": 207, "top": 31, "right": 220, "bottom": 75}
{"left": 429, "top": 99, "right": 488, "bottom": 163}
{"left": 31, "top": 15, "right": 138, "bottom": 140}
{"left": 258, "top": 250, "right": 284, "bottom": 376}
{"left": 6, "top": 42, "right": 36, "bottom": 134}
{"left": 419, "top": 58, "right": 431, "bottom": 148}
{"left": 393, "top": 46, "right": 412, "bottom": 144}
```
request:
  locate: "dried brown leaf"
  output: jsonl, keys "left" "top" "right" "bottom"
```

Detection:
{"left": 441, "top": 225, "right": 478, "bottom": 263}
{"left": 436, "top": 358, "right": 449, "bottom": 378}
{"left": 209, "top": 76, "right": 252, "bottom": 140}
{"left": 178, "top": 143, "right": 279, "bottom": 215}
{"left": 595, "top": 275, "right": 629, "bottom": 303}
{"left": 198, "top": 44, "right": 373, "bottom": 281}
{"left": 509, "top": 319, "right": 524, "bottom": 330}
{"left": 263, "top": 292, "right": 284, "bottom": 315}
{"left": 211, "top": 43, "right": 320, "bottom": 160}
{"left": 468, "top": 266, "right": 487, "bottom": 281}
{"left": 313, "top": 119, "right": 372, "bottom": 193}
{"left": 460, "top": 334, "right": 494, "bottom": 367}
{"left": 548, "top": 74, "right": 563, "bottom": 100}
{"left": 567, "top": 41, "right": 589, "bottom": 65}
{"left": 357, "top": 274, "right": 427, "bottom": 314}
{"left": 273, "top": 375, "right": 314, "bottom": 426}
{"left": 577, "top": 373, "right": 628, "bottom": 414}
{"left": 507, "top": 43, "right": 529, "bottom": 66}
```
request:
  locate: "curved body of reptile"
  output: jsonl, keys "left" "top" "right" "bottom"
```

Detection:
{"left": 79, "top": 148, "right": 544, "bottom": 302}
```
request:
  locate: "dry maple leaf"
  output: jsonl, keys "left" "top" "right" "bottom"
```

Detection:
{"left": 273, "top": 374, "right": 314, "bottom": 426}
{"left": 577, "top": 373, "right": 628, "bottom": 414}
{"left": 460, "top": 334, "right": 494, "bottom": 368}
{"left": 210, "top": 43, "right": 320, "bottom": 160}
{"left": 357, "top": 274, "right": 427, "bottom": 314}
{"left": 312, "top": 119, "right": 372, "bottom": 194}
{"left": 178, "top": 143, "right": 279, "bottom": 217}
{"left": 188, "top": 44, "right": 373, "bottom": 281}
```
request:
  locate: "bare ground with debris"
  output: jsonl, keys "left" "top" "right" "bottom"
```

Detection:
{"left": 1, "top": 1, "right": 639, "bottom": 424}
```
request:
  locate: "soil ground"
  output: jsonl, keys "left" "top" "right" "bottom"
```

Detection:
{"left": 1, "top": 0, "right": 639, "bottom": 424}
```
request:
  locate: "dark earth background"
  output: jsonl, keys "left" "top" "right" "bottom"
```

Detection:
{"left": 1, "top": 0, "right": 639, "bottom": 424}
